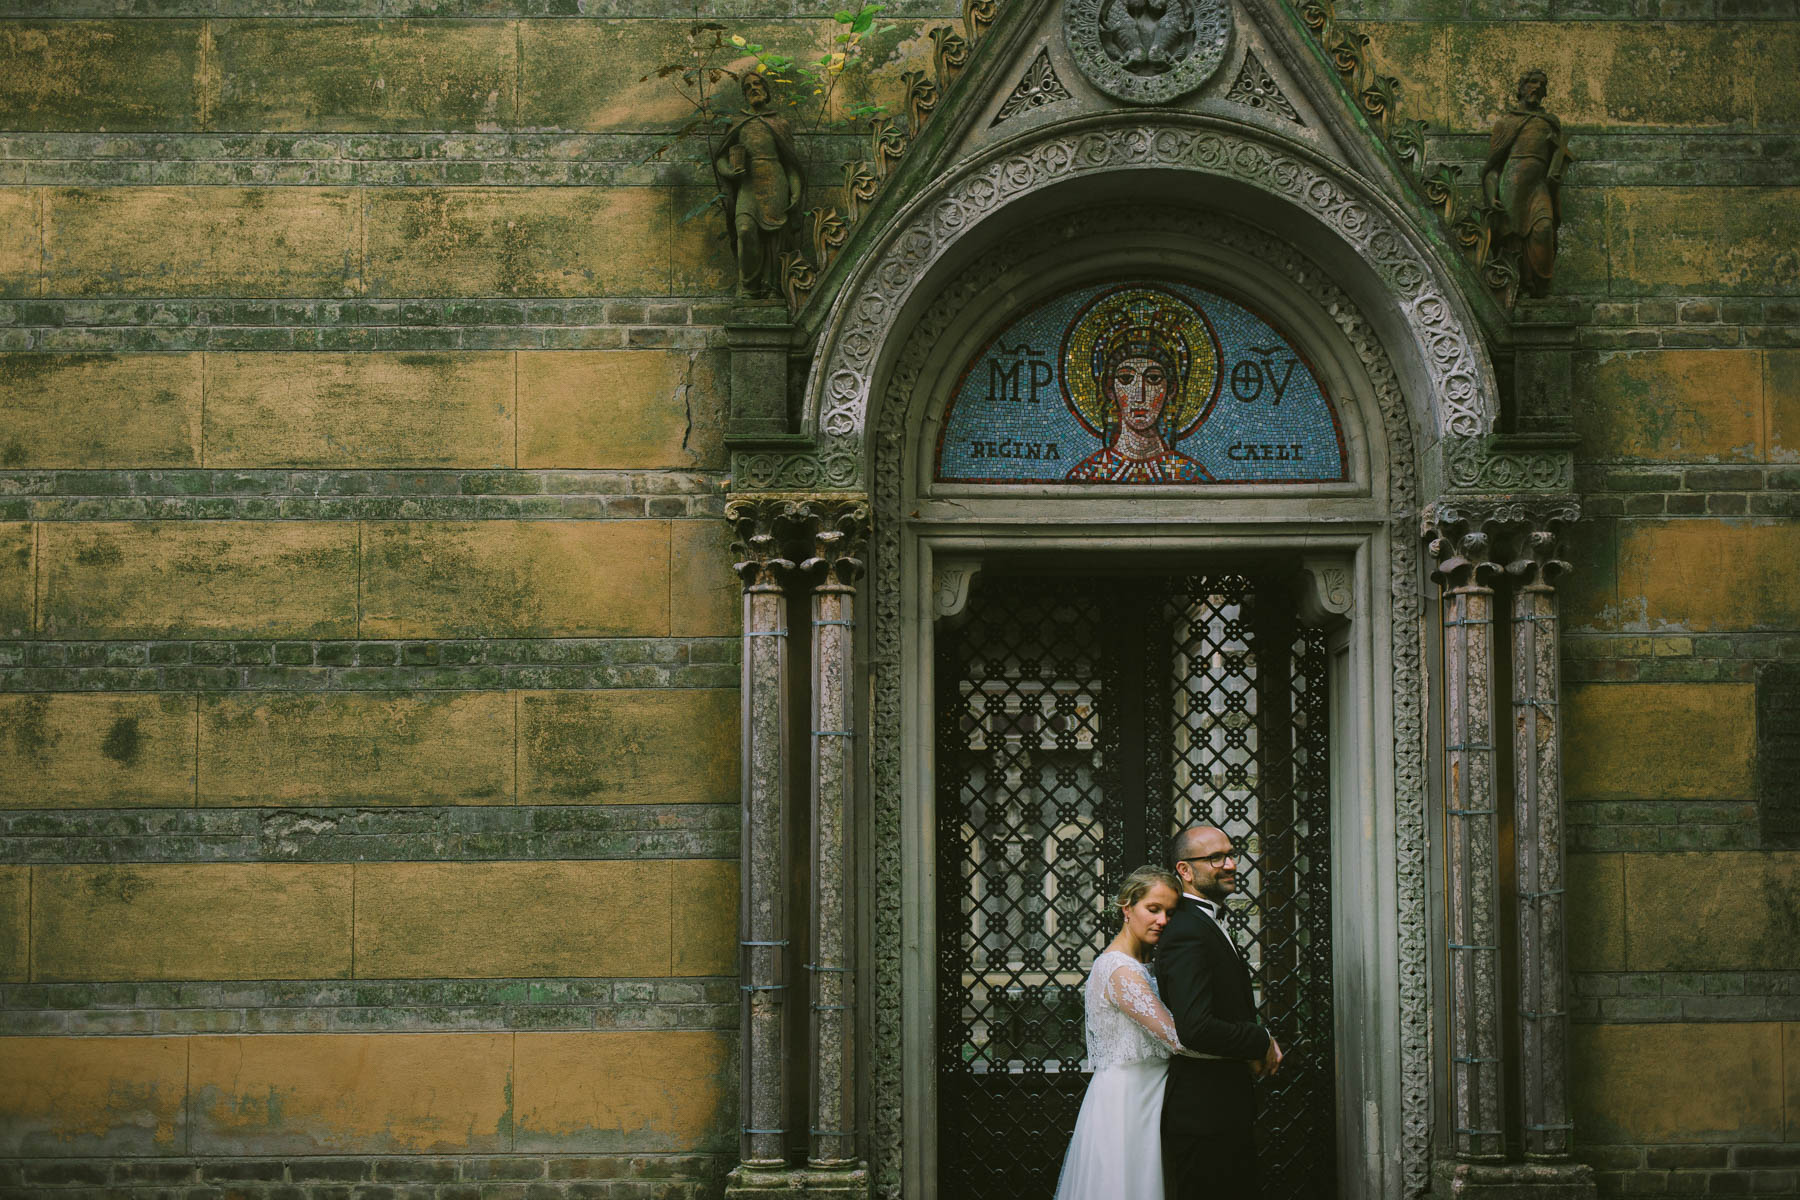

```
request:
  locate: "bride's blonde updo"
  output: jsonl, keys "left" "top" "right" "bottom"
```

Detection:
{"left": 1114, "top": 865, "right": 1181, "bottom": 916}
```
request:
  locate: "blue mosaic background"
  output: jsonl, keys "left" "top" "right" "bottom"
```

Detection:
{"left": 934, "top": 281, "right": 1347, "bottom": 484}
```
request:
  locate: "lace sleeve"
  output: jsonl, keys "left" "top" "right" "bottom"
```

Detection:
{"left": 1104, "top": 961, "right": 1198, "bottom": 1057}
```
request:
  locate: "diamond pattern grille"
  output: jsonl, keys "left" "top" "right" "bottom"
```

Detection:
{"left": 936, "top": 572, "right": 1336, "bottom": 1199}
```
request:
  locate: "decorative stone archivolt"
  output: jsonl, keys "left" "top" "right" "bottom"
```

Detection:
{"left": 739, "top": 116, "right": 1496, "bottom": 493}
{"left": 865, "top": 204, "right": 1436, "bottom": 1196}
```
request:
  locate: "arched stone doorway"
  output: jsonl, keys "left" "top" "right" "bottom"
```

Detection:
{"left": 723, "top": 112, "right": 1587, "bottom": 1200}
{"left": 870, "top": 188, "right": 1412, "bottom": 1200}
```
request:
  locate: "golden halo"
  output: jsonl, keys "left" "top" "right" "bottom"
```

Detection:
{"left": 1059, "top": 284, "right": 1221, "bottom": 438}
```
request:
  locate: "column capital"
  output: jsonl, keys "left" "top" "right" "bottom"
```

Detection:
{"left": 1422, "top": 497, "right": 1581, "bottom": 589}
{"left": 726, "top": 493, "right": 872, "bottom": 591}
{"left": 726, "top": 496, "right": 802, "bottom": 592}
{"left": 797, "top": 498, "right": 870, "bottom": 591}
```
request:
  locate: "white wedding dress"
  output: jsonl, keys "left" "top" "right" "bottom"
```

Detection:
{"left": 1052, "top": 948, "right": 1190, "bottom": 1200}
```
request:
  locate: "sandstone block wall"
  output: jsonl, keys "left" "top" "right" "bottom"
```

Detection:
{"left": 0, "top": 1, "right": 1796, "bottom": 1198}
{"left": 0, "top": 4, "right": 870, "bottom": 1195}
{"left": 1355, "top": 10, "right": 1800, "bottom": 1194}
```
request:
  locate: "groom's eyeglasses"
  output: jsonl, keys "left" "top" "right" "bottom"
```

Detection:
{"left": 1180, "top": 849, "right": 1238, "bottom": 867}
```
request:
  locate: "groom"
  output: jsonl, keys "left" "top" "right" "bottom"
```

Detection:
{"left": 1156, "top": 824, "right": 1283, "bottom": 1198}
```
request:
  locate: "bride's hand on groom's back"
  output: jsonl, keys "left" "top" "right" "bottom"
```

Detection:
{"left": 1248, "top": 1035, "right": 1283, "bottom": 1079}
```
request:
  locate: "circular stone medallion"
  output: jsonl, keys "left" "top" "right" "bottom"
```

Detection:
{"left": 1063, "top": 0, "right": 1230, "bottom": 104}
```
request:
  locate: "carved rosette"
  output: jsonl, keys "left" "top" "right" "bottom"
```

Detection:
{"left": 1063, "top": 0, "right": 1230, "bottom": 103}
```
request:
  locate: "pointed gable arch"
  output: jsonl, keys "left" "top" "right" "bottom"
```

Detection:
{"left": 719, "top": 0, "right": 1510, "bottom": 494}
{"left": 770, "top": 113, "right": 1496, "bottom": 496}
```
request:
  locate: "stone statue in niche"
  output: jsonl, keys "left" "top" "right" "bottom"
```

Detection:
{"left": 1483, "top": 69, "right": 1575, "bottom": 299}
{"left": 715, "top": 71, "right": 804, "bottom": 300}
{"left": 1100, "top": 0, "right": 1196, "bottom": 76}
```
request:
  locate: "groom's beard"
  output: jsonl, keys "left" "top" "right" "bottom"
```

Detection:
{"left": 1199, "top": 875, "right": 1238, "bottom": 901}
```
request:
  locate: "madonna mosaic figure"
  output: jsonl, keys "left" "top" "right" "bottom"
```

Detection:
{"left": 1063, "top": 286, "right": 1219, "bottom": 483}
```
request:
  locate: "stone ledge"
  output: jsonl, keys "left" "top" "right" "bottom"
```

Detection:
{"left": 725, "top": 1163, "right": 870, "bottom": 1199}
{"left": 0, "top": 1154, "right": 731, "bottom": 1198}
{"left": 0, "top": 974, "right": 740, "bottom": 1036}
{"left": 1432, "top": 1160, "right": 1596, "bottom": 1199}
{"left": 0, "top": 638, "right": 741, "bottom": 694}
{"left": 0, "top": 802, "right": 741, "bottom": 865}
{"left": 0, "top": 496, "right": 732, "bottom": 521}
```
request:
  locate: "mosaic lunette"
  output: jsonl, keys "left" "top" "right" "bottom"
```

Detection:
{"left": 935, "top": 281, "right": 1347, "bottom": 484}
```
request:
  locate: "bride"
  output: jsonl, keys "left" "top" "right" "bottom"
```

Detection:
{"left": 1053, "top": 865, "right": 1198, "bottom": 1200}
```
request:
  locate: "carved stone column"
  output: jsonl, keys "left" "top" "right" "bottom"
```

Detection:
{"left": 726, "top": 497, "right": 798, "bottom": 1188}
{"left": 1426, "top": 497, "right": 1594, "bottom": 1198}
{"left": 799, "top": 499, "right": 870, "bottom": 1191}
{"left": 1424, "top": 503, "right": 1508, "bottom": 1164}
{"left": 1505, "top": 502, "right": 1578, "bottom": 1161}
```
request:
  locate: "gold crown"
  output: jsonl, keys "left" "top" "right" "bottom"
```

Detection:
{"left": 1093, "top": 301, "right": 1192, "bottom": 383}
{"left": 1060, "top": 284, "right": 1220, "bottom": 440}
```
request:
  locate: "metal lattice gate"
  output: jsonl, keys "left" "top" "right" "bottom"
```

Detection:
{"left": 935, "top": 571, "right": 1337, "bottom": 1199}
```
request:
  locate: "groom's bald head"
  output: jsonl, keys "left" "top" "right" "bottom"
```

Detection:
{"left": 1169, "top": 824, "right": 1239, "bottom": 900}
{"left": 1169, "top": 824, "right": 1224, "bottom": 865}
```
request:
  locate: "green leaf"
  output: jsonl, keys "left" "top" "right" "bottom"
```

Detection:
{"left": 680, "top": 192, "right": 724, "bottom": 223}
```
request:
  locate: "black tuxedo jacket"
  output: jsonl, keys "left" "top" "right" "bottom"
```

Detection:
{"left": 1154, "top": 894, "right": 1269, "bottom": 1138}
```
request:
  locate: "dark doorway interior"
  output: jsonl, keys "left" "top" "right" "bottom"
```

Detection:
{"left": 934, "top": 569, "right": 1338, "bottom": 1198}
